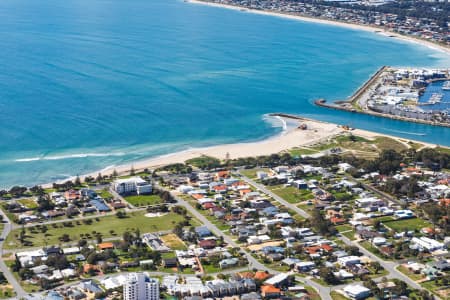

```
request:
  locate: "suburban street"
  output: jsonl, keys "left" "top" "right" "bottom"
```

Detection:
{"left": 239, "top": 172, "right": 430, "bottom": 296}
{"left": 0, "top": 207, "right": 27, "bottom": 299}
{"left": 163, "top": 185, "right": 335, "bottom": 300}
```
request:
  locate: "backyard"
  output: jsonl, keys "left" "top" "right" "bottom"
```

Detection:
{"left": 160, "top": 233, "right": 187, "bottom": 250}
{"left": 335, "top": 225, "right": 356, "bottom": 240}
{"left": 382, "top": 217, "right": 432, "bottom": 232}
{"left": 16, "top": 199, "right": 38, "bottom": 209}
{"left": 268, "top": 186, "right": 314, "bottom": 204}
{"left": 240, "top": 168, "right": 269, "bottom": 179}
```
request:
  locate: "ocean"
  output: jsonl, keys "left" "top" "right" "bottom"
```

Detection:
{"left": 0, "top": 0, "right": 449, "bottom": 188}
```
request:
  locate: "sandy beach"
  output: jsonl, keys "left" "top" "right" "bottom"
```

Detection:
{"left": 187, "top": 0, "right": 450, "bottom": 56}
{"left": 43, "top": 118, "right": 341, "bottom": 187}
{"left": 43, "top": 114, "right": 442, "bottom": 188}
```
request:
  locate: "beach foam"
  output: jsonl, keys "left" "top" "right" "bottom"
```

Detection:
{"left": 15, "top": 152, "right": 126, "bottom": 162}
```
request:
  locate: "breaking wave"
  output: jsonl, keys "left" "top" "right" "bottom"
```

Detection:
{"left": 15, "top": 152, "right": 126, "bottom": 162}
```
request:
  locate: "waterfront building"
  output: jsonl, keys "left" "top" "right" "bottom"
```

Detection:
{"left": 123, "top": 273, "right": 159, "bottom": 300}
{"left": 113, "top": 177, "right": 152, "bottom": 195}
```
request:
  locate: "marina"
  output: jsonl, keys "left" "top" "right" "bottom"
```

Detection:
{"left": 315, "top": 67, "right": 450, "bottom": 127}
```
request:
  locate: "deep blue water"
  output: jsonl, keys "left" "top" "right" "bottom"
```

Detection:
{"left": 0, "top": 0, "right": 450, "bottom": 188}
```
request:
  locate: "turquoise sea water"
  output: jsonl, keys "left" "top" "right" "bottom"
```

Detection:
{"left": 1, "top": 0, "right": 450, "bottom": 188}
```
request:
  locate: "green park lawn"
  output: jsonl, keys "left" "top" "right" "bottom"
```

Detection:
{"left": 4, "top": 211, "right": 185, "bottom": 249}
{"left": 304, "top": 286, "right": 321, "bottom": 300}
{"left": 330, "top": 291, "right": 350, "bottom": 300}
{"left": 269, "top": 186, "right": 313, "bottom": 204}
{"left": 97, "top": 189, "right": 113, "bottom": 199}
{"left": 335, "top": 225, "right": 356, "bottom": 240}
{"left": 360, "top": 241, "right": 386, "bottom": 259}
{"left": 288, "top": 148, "right": 318, "bottom": 157}
{"left": 372, "top": 136, "right": 408, "bottom": 151}
{"left": 240, "top": 168, "right": 269, "bottom": 179}
{"left": 17, "top": 198, "right": 38, "bottom": 209}
{"left": 185, "top": 155, "right": 220, "bottom": 168}
{"left": 124, "top": 194, "right": 162, "bottom": 207}
{"left": 397, "top": 265, "right": 425, "bottom": 281}
{"left": 382, "top": 217, "right": 432, "bottom": 232}
{"left": 0, "top": 285, "right": 15, "bottom": 299}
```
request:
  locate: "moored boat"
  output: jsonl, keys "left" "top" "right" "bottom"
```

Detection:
{"left": 442, "top": 81, "right": 450, "bottom": 91}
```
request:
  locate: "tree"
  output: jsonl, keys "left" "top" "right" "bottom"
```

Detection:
{"left": 116, "top": 211, "right": 127, "bottom": 219}
{"left": 344, "top": 245, "right": 361, "bottom": 256}
{"left": 37, "top": 195, "right": 54, "bottom": 212}
{"left": 421, "top": 203, "right": 445, "bottom": 227}
{"left": 318, "top": 267, "right": 339, "bottom": 284}
{"left": 59, "top": 234, "right": 70, "bottom": 242}
{"left": 39, "top": 277, "right": 53, "bottom": 290}
{"left": 74, "top": 175, "right": 81, "bottom": 186}
{"left": 363, "top": 279, "right": 381, "bottom": 298}
{"left": 173, "top": 222, "right": 184, "bottom": 238}
{"left": 96, "top": 173, "right": 103, "bottom": 183}
{"left": 19, "top": 226, "right": 26, "bottom": 245}
{"left": 46, "top": 254, "right": 69, "bottom": 270}
{"left": 371, "top": 261, "right": 382, "bottom": 274}
{"left": 18, "top": 269, "right": 33, "bottom": 281}
{"left": 373, "top": 220, "right": 382, "bottom": 231}
{"left": 123, "top": 231, "right": 133, "bottom": 244}
{"left": 310, "top": 209, "right": 336, "bottom": 236}
{"left": 8, "top": 186, "right": 28, "bottom": 198}
{"left": 78, "top": 239, "right": 87, "bottom": 248}
{"left": 392, "top": 279, "right": 408, "bottom": 296}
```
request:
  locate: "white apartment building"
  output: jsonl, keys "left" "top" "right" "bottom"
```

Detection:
{"left": 123, "top": 273, "right": 159, "bottom": 300}
{"left": 113, "top": 177, "right": 152, "bottom": 195}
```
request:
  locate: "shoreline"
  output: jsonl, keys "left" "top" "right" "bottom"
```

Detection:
{"left": 42, "top": 116, "right": 342, "bottom": 187}
{"left": 187, "top": 0, "right": 450, "bottom": 56}
{"left": 41, "top": 114, "right": 445, "bottom": 189}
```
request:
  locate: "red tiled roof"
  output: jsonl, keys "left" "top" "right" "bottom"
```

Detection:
{"left": 321, "top": 244, "right": 333, "bottom": 252}
{"left": 199, "top": 239, "right": 216, "bottom": 249}
{"left": 305, "top": 246, "right": 321, "bottom": 254}
{"left": 261, "top": 285, "right": 281, "bottom": 294}
{"left": 240, "top": 189, "right": 252, "bottom": 195}
{"left": 254, "top": 271, "right": 271, "bottom": 281}
{"left": 98, "top": 242, "right": 114, "bottom": 250}
{"left": 203, "top": 202, "right": 216, "bottom": 209}
{"left": 213, "top": 185, "right": 227, "bottom": 191}
{"left": 217, "top": 171, "right": 230, "bottom": 178}
{"left": 331, "top": 217, "right": 346, "bottom": 224}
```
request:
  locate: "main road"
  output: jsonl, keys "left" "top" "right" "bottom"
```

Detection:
{"left": 0, "top": 208, "right": 27, "bottom": 299}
